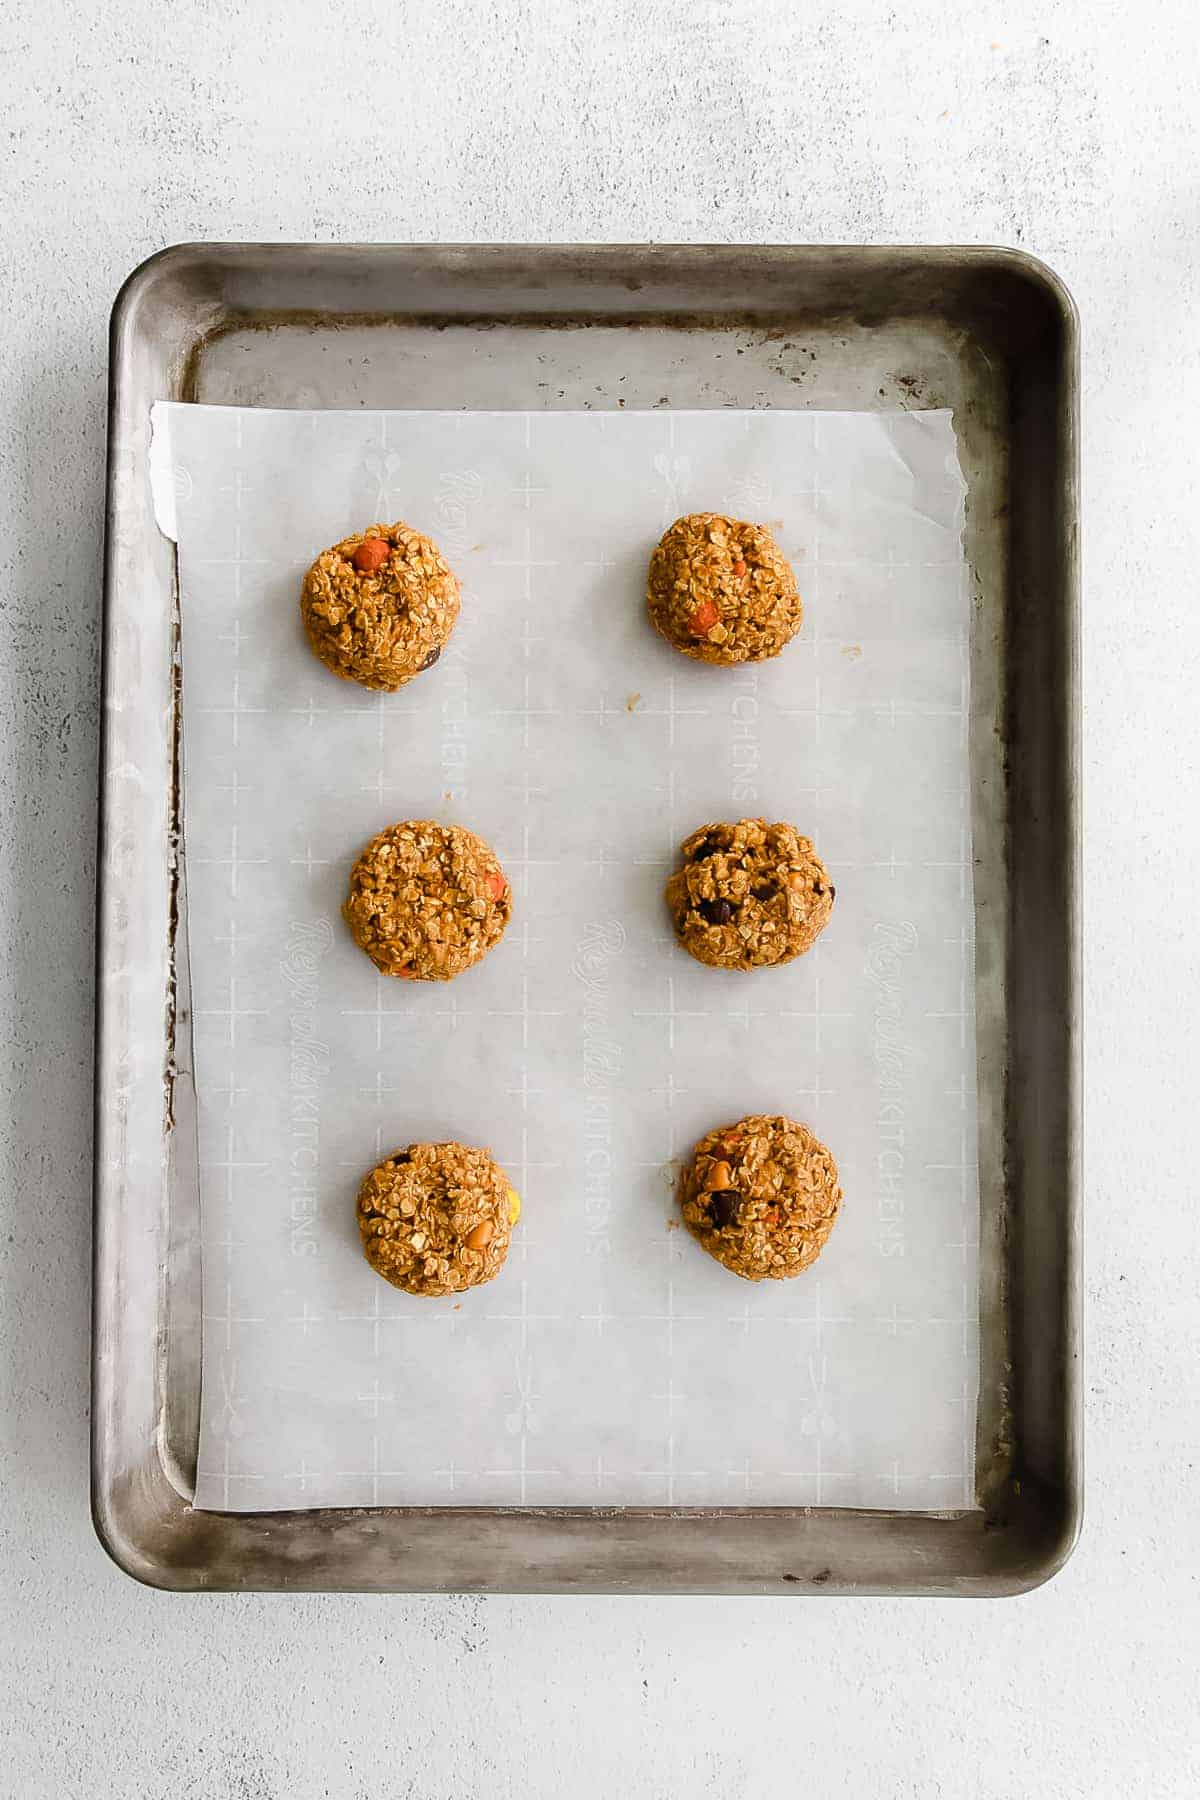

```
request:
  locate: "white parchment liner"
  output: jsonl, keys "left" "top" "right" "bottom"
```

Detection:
{"left": 150, "top": 403, "right": 979, "bottom": 1512}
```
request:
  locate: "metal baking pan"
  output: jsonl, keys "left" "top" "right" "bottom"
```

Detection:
{"left": 95, "top": 243, "right": 1079, "bottom": 1593}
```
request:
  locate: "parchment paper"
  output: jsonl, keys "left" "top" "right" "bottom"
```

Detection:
{"left": 151, "top": 403, "right": 979, "bottom": 1512}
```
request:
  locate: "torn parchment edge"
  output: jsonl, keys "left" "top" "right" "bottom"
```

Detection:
{"left": 148, "top": 400, "right": 179, "bottom": 544}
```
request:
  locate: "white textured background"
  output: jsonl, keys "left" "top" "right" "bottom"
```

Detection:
{"left": 1, "top": 1, "right": 1197, "bottom": 1795}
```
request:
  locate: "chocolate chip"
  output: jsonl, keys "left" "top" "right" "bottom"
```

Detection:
{"left": 421, "top": 645, "right": 442, "bottom": 670}
{"left": 699, "top": 897, "right": 734, "bottom": 925}
{"left": 828, "top": 884, "right": 836, "bottom": 899}
{"left": 708, "top": 1190, "right": 741, "bottom": 1229}
{"left": 689, "top": 831, "right": 722, "bottom": 861}
{"left": 752, "top": 882, "right": 776, "bottom": 902}
{"left": 813, "top": 882, "right": 823, "bottom": 895}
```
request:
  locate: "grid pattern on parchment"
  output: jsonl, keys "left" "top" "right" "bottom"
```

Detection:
{"left": 159, "top": 404, "right": 980, "bottom": 1513}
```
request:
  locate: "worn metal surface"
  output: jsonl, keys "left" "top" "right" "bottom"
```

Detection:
{"left": 95, "top": 243, "right": 1079, "bottom": 1593}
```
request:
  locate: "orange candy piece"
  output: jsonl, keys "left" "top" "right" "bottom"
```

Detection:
{"left": 351, "top": 537, "right": 391, "bottom": 574}
{"left": 485, "top": 869, "right": 507, "bottom": 902}
{"left": 688, "top": 598, "right": 720, "bottom": 636}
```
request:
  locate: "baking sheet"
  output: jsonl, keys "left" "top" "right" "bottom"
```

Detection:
{"left": 150, "top": 402, "right": 979, "bottom": 1512}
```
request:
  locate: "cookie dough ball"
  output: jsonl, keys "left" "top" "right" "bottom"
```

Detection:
{"left": 343, "top": 820, "right": 511, "bottom": 981}
{"left": 647, "top": 513, "right": 802, "bottom": 664}
{"left": 665, "top": 818, "right": 834, "bottom": 971}
{"left": 301, "top": 520, "right": 460, "bottom": 690}
{"left": 679, "top": 1115, "right": 841, "bottom": 1281}
{"left": 357, "top": 1141, "right": 521, "bottom": 1296}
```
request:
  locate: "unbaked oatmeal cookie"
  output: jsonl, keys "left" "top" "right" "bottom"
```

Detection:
{"left": 301, "top": 520, "right": 460, "bottom": 690}
{"left": 665, "top": 818, "right": 834, "bottom": 970}
{"left": 647, "top": 512, "right": 802, "bottom": 664}
{"left": 357, "top": 1141, "right": 522, "bottom": 1297}
{"left": 679, "top": 1114, "right": 841, "bottom": 1281}
{"left": 343, "top": 820, "right": 511, "bottom": 981}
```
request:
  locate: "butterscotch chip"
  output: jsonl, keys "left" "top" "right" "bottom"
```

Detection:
{"left": 300, "top": 519, "right": 460, "bottom": 690}
{"left": 665, "top": 818, "right": 834, "bottom": 971}
{"left": 343, "top": 820, "right": 511, "bottom": 981}
{"left": 357, "top": 1141, "right": 518, "bottom": 1296}
{"left": 647, "top": 512, "right": 802, "bottom": 664}
{"left": 679, "top": 1115, "right": 841, "bottom": 1281}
